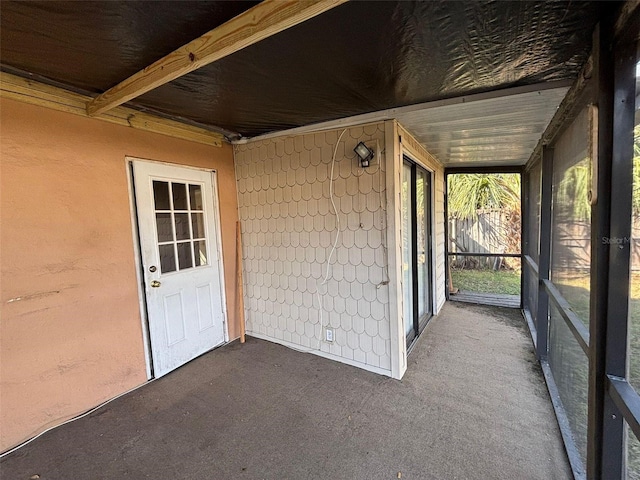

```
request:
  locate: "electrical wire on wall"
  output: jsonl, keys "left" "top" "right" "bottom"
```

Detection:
{"left": 352, "top": 138, "right": 389, "bottom": 289}
{"left": 314, "top": 128, "right": 391, "bottom": 351}
{"left": 346, "top": 138, "right": 389, "bottom": 290}
{"left": 0, "top": 377, "right": 158, "bottom": 459}
{"left": 314, "top": 127, "right": 348, "bottom": 350}
{"left": 374, "top": 139, "right": 390, "bottom": 289}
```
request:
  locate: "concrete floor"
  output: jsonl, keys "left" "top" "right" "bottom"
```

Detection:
{"left": 1, "top": 302, "right": 572, "bottom": 480}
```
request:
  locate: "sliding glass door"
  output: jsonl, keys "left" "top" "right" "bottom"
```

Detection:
{"left": 402, "top": 158, "right": 433, "bottom": 347}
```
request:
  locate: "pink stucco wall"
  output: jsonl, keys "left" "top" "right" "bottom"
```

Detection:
{"left": 1, "top": 98, "right": 239, "bottom": 451}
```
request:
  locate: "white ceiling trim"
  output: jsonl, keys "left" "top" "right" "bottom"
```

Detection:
{"left": 397, "top": 87, "right": 569, "bottom": 167}
{"left": 234, "top": 80, "right": 572, "bottom": 146}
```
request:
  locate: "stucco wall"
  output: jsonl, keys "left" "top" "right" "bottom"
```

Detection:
{"left": 234, "top": 124, "right": 393, "bottom": 375}
{"left": 1, "top": 98, "right": 238, "bottom": 451}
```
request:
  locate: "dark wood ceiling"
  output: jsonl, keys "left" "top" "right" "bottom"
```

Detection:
{"left": 1, "top": 1, "right": 609, "bottom": 139}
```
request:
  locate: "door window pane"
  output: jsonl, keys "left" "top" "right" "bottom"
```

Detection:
{"left": 172, "top": 182, "right": 188, "bottom": 210}
{"left": 159, "top": 244, "right": 176, "bottom": 273}
{"left": 194, "top": 240, "right": 208, "bottom": 266}
{"left": 190, "top": 184, "right": 203, "bottom": 210}
{"left": 174, "top": 213, "right": 191, "bottom": 241}
{"left": 191, "top": 213, "right": 205, "bottom": 239}
{"left": 177, "top": 241, "right": 193, "bottom": 270}
{"left": 402, "top": 163, "right": 414, "bottom": 337}
{"left": 416, "top": 170, "right": 430, "bottom": 318}
{"left": 153, "top": 179, "right": 208, "bottom": 273}
{"left": 156, "top": 213, "right": 173, "bottom": 242}
{"left": 153, "top": 181, "right": 170, "bottom": 210}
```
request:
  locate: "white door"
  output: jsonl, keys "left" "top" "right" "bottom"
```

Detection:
{"left": 132, "top": 160, "right": 226, "bottom": 377}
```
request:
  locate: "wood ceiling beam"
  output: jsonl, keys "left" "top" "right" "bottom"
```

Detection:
{"left": 1, "top": 72, "right": 225, "bottom": 147}
{"left": 86, "top": 0, "right": 348, "bottom": 117}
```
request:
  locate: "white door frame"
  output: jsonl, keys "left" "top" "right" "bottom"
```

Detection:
{"left": 385, "top": 120, "right": 441, "bottom": 380}
{"left": 125, "top": 156, "right": 229, "bottom": 379}
{"left": 400, "top": 148, "right": 436, "bottom": 323}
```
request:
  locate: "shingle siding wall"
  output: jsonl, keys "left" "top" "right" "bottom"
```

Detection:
{"left": 234, "top": 124, "right": 393, "bottom": 374}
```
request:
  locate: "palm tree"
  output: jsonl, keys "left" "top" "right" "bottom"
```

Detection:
{"left": 448, "top": 173, "right": 521, "bottom": 269}
{"left": 448, "top": 174, "right": 520, "bottom": 219}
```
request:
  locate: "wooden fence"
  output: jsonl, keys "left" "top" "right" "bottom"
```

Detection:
{"left": 448, "top": 209, "right": 519, "bottom": 269}
{"left": 449, "top": 211, "right": 640, "bottom": 272}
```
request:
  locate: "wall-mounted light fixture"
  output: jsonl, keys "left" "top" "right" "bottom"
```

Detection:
{"left": 354, "top": 141, "right": 374, "bottom": 168}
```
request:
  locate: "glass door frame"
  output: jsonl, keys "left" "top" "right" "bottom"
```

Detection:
{"left": 403, "top": 156, "right": 434, "bottom": 348}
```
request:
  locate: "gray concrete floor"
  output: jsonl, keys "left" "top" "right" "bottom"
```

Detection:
{"left": 1, "top": 302, "right": 572, "bottom": 480}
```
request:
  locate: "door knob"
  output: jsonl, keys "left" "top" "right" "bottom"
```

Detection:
{"left": 150, "top": 280, "right": 161, "bottom": 288}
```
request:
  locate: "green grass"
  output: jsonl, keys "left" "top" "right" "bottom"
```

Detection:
{"left": 450, "top": 268, "right": 521, "bottom": 295}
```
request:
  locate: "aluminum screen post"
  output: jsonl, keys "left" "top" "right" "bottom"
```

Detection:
{"left": 598, "top": 14, "right": 637, "bottom": 479}
{"left": 585, "top": 12, "right": 640, "bottom": 477}
{"left": 535, "top": 146, "right": 553, "bottom": 361}
{"left": 587, "top": 20, "right": 615, "bottom": 480}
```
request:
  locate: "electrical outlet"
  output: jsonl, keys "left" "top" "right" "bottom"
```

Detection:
{"left": 325, "top": 328, "right": 334, "bottom": 343}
